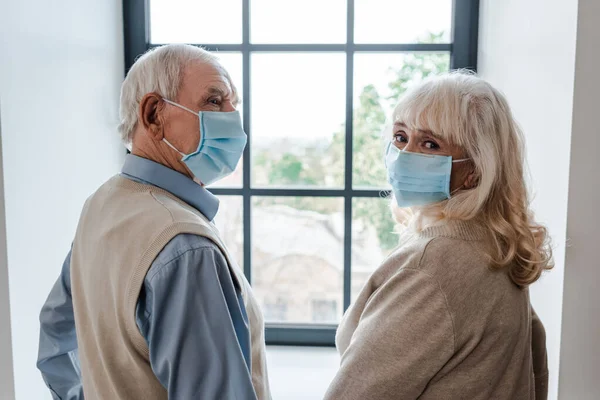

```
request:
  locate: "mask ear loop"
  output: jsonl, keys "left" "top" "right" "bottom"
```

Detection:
{"left": 161, "top": 98, "right": 201, "bottom": 158}
{"left": 450, "top": 185, "right": 465, "bottom": 196}
{"left": 163, "top": 99, "right": 198, "bottom": 116}
{"left": 449, "top": 158, "right": 475, "bottom": 196}
{"left": 162, "top": 138, "right": 186, "bottom": 157}
{"left": 452, "top": 158, "right": 470, "bottom": 163}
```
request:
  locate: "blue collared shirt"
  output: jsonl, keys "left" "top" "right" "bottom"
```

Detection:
{"left": 37, "top": 155, "right": 256, "bottom": 399}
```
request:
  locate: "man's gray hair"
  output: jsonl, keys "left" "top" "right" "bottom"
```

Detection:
{"left": 118, "top": 44, "right": 218, "bottom": 148}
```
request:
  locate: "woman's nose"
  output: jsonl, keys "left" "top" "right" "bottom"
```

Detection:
{"left": 403, "top": 139, "right": 420, "bottom": 153}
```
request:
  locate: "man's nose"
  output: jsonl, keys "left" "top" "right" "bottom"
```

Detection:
{"left": 222, "top": 101, "right": 236, "bottom": 112}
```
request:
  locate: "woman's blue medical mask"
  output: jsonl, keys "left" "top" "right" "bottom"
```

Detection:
{"left": 385, "top": 142, "right": 469, "bottom": 208}
{"left": 162, "top": 99, "right": 247, "bottom": 185}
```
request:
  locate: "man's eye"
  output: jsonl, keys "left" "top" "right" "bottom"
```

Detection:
{"left": 209, "top": 98, "right": 221, "bottom": 105}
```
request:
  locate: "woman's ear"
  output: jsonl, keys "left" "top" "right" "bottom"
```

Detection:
{"left": 139, "top": 93, "right": 165, "bottom": 141}
{"left": 463, "top": 165, "right": 479, "bottom": 190}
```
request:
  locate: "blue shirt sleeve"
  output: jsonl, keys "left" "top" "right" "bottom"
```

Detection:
{"left": 37, "top": 235, "right": 255, "bottom": 400}
{"left": 37, "top": 249, "right": 84, "bottom": 400}
{"left": 136, "top": 234, "right": 257, "bottom": 400}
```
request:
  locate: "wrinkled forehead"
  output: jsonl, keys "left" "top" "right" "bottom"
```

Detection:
{"left": 180, "top": 59, "right": 239, "bottom": 103}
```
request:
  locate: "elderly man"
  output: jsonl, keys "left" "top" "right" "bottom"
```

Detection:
{"left": 36, "top": 44, "right": 270, "bottom": 400}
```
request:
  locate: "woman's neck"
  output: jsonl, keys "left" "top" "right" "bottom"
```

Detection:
{"left": 411, "top": 207, "right": 445, "bottom": 232}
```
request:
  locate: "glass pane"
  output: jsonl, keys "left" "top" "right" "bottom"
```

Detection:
{"left": 214, "top": 52, "right": 243, "bottom": 100}
{"left": 209, "top": 52, "right": 243, "bottom": 188}
{"left": 355, "top": 0, "right": 452, "bottom": 44}
{"left": 252, "top": 196, "right": 344, "bottom": 324}
{"left": 251, "top": 53, "right": 346, "bottom": 188}
{"left": 351, "top": 197, "right": 399, "bottom": 301}
{"left": 212, "top": 196, "right": 244, "bottom": 268}
{"left": 251, "top": 0, "right": 346, "bottom": 44}
{"left": 150, "top": 0, "right": 242, "bottom": 44}
{"left": 353, "top": 52, "right": 450, "bottom": 188}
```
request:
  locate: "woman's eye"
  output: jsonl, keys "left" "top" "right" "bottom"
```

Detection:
{"left": 208, "top": 98, "right": 221, "bottom": 105}
{"left": 424, "top": 141, "right": 439, "bottom": 149}
{"left": 393, "top": 134, "right": 408, "bottom": 143}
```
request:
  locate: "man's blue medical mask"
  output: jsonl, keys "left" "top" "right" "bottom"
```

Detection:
{"left": 162, "top": 99, "right": 247, "bottom": 185}
{"left": 385, "top": 142, "right": 469, "bottom": 208}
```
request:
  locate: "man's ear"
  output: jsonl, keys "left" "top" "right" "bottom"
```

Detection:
{"left": 139, "top": 93, "right": 165, "bottom": 141}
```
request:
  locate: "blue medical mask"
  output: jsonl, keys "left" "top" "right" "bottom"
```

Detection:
{"left": 162, "top": 99, "right": 247, "bottom": 185}
{"left": 385, "top": 142, "right": 469, "bottom": 208}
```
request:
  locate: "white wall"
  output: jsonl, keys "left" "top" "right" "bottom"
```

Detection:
{"left": 559, "top": 0, "right": 600, "bottom": 398}
{"left": 478, "top": 0, "right": 579, "bottom": 399}
{"left": 0, "top": 101, "right": 16, "bottom": 400}
{"left": 0, "top": 0, "right": 125, "bottom": 398}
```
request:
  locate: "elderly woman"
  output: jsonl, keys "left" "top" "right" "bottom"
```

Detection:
{"left": 324, "top": 72, "right": 551, "bottom": 400}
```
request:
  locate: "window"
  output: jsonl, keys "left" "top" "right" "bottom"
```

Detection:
{"left": 123, "top": 0, "right": 479, "bottom": 346}
{"left": 263, "top": 297, "right": 289, "bottom": 322}
{"left": 312, "top": 300, "right": 339, "bottom": 323}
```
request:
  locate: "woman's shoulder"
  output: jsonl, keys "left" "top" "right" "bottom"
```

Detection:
{"left": 367, "top": 220, "right": 514, "bottom": 300}
{"left": 382, "top": 232, "right": 522, "bottom": 322}
{"left": 418, "top": 235, "right": 490, "bottom": 274}
{"left": 385, "top": 227, "right": 505, "bottom": 291}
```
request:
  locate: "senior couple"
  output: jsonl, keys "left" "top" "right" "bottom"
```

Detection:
{"left": 37, "top": 44, "right": 551, "bottom": 400}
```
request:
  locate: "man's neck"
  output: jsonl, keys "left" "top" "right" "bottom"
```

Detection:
{"left": 131, "top": 147, "right": 193, "bottom": 180}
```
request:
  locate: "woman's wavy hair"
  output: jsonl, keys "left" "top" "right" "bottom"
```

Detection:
{"left": 391, "top": 71, "right": 553, "bottom": 287}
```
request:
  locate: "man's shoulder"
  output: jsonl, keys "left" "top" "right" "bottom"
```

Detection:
{"left": 146, "top": 233, "right": 225, "bottom": 281}
{"left": 104, "top": 175, "right": 215, "bottom": 232}
{"left": 143, "top": 184, "right": 213, "bottom": 227}
{"left": 154, "top": 233, "right": 222, "bottom": 266}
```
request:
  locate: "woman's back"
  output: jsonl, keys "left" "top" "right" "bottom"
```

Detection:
{"left": 326, "top": 220, "right": 548, "bottom": 400}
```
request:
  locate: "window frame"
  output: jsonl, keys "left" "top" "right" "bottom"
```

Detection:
{"left": 122, "top": 0, "right": 480, "bottom": 347}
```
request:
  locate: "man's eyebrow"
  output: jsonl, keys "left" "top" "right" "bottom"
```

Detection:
{"left": 206, "top": 85, "right": 240, "bottom": 107}
{"left": 206, "top": 86, "right": 227, "bottom": 97}
{"left": 230, "top": 88, "right": 240, "bottom": 107}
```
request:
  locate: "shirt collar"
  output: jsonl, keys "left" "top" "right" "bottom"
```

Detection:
{"left": 121, "top": 154, "right": 219, "bottom": 221}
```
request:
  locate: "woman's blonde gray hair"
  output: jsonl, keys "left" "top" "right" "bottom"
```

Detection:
{"left": 392, "top": 71, "right": 553, "bottom": 287}
{"left": 118, "top": 44, "right": 219, "bottom": 148}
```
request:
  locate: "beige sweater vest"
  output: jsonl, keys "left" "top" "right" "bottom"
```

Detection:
{"left": 70, "top": 175, "right": 270, "bottom": 400}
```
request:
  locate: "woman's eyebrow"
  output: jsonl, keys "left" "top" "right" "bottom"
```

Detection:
{"left": 394, "top": 122, "right": 443, "bottom": 140}
{"left": 419, "top": 129, "right": 443, "bottom": 140}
